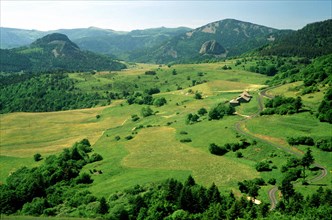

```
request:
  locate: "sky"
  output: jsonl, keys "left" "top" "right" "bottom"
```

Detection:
{"left": 1, "top": 0, "right": 331, "bottom": 31}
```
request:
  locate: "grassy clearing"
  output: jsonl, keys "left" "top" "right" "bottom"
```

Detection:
{"left": 267, "top": 81, "right": 328, "bottom": 110}
{"left": 0, "top": 101, "right": 125, "bottom": 158}
{"left": 0, "top": 102, "right": 127, "bottom": 183}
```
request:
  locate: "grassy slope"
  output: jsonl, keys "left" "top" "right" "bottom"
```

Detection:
{"left": 246, "top": 86, "right": 332, "bottom": 198}
{"left": 1, "top": 60, "right": 331, "bottom": 203}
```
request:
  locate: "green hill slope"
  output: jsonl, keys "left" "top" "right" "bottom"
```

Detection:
{"left": 260, "top": 19, "right": 332, "bottom": 57}
{"left": 0, "top": 33, "right": 126, "bottom": 73}
{"left": 131, "top": 19, "right": 291, "bottom": 63}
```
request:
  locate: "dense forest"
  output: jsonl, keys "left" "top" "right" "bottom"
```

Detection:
{"left": 0, "top": 140, "right": 331, "bottom": 219}
{"left": 260, "top": 19, "right": 332, "bottom": 58}
{"left": 0, "top": 73, "right": 107, "bottom": 113}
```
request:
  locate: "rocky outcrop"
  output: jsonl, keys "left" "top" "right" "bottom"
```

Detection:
{"left": 199, "top": 40, "right": 226, "bottom": 55}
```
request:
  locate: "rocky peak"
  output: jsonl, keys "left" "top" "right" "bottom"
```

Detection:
{"left": 199, "top": 40, "right": 226, "bottom": 55}
{"left": 31, "top": 33, "right": 80, "bottom": 57}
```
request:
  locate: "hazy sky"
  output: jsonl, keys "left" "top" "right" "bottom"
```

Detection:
{"left": 1, "top": 0, "right": 331, "bottom": 31}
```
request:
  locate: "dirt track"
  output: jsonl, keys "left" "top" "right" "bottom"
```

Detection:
{"left": 234, "top": 86, "right": 328, "bottom": 210}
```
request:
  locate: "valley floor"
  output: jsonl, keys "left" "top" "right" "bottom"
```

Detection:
{"left": 1, "top": 61, "right": 331, "bottom": 209}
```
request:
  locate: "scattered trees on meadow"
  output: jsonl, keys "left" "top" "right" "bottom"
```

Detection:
{"left": 209, "top": 141, "right": 251, "bottom": 156}
{"left": 261, "top": 96, "right": 303, "bottom": 115}
{"left": 287, "top": 136, "right": 332, "bottom": 152}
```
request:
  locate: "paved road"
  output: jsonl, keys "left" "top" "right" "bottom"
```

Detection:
{"left": 234, "top": 86, "right": 328, "bottom": 210}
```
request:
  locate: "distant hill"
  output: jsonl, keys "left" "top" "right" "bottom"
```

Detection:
{"left": 0, "top": 26, "right": 192, "bottom": 60}
{"left": 130, "top": 19, "right": 292, "bottom": 63}
{"left": 0, "top": 33, "right": 126, "bottom": 73}
{"left": 0, "top": 27, "right": 46, "bottom": 48}
{"left": 260, "top": 19, "right": 332, "bottom": 58}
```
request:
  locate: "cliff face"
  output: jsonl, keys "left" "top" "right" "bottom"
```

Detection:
{"left": 199, "top": 40, "right": 226, "bottom": 55}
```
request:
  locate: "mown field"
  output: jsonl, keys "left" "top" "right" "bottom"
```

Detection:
{"left": 1, "top": 60, "right": 331, "bottom": 205}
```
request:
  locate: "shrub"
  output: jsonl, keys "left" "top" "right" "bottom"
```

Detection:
{"left": 144, "top": 87, "right": 160, "bottom": 95}
{"left": 180, "top": 138, "right": 192, "bottom": 143}
{"left": 197, "top": 108, "right": 207, "bottom": 116}
{"left": 268, "top": 178, "right": 277, "bottom": 185}
{"left": 131, "top": 114, "right": 140, "bottom": 122}
{"left": 180, "top": 131, "right": 188, "bottom": 135}
{"left": 96, "top": 114, "right": 101, "bottom": 119}
{"left": 89, "top": 153, "right": 103, "bottom": 163}
{"left": 255, "top": 161, "right": 271, "bottom": 172}
{"left": 153, "top": 97, "right": 167, "bottom": 107}
{"left": 253, "top": 178, "right": 265, "bottom": 186}
{"left": 186, "top": 113, "right": 200, "bottom": 124}
{"left": 76, "top": 173, "right": 93, "bottom": 184}
{"left": 194, "top": 92, "right": 202, "bottom": 99}
{"left": 22, "top": 197, "right": 47, "bottom": 216}
{"left": 286, "top": 157, "right": 301, "bottom": 168}
{"left": 284, "top": 168, "right": 302, "bottom": 182}
{"left": 33, "top": 153, "right": 42, "bottom": 162}
{"left": 145, "top": 70, "right": 156, "bottom": 75}
{"left": 115, "top": 136, "right": 121, "bottom": 141}
{"left": 125, "top": 135, "right": 133, "bottom": 140}
{"left": 209, "top": 143, "right": 228, "bottom": 156}
{"left": 316, "top": 138, "right": 332, "bottom": 152}
{"left": 287, "top": 136, "right": 315, "bottom": 146}
{"left": 141, "top": 106, "right": 153, "bottom": 117}
{"left": 236, "top": 152, "right": 243, "bottom": 158}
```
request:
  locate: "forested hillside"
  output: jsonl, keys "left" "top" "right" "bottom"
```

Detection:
{"left": 0, "top": 33, "right": 126, "bottom": 73}
{"left": 129, "top": 19, "right": 290, "bottom": 63}
{"left": 260, "top": 19, "right": 332, "bottom": 58}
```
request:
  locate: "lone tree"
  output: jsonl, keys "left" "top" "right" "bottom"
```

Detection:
{"left": 141, "top": 106, "right": 153, "bottom": 117}
{"left": 279, "top": 179, "right": 295, "bottom": 204}
{"left": 98, "top": 197, "right": 109, "bottom": 214}
{"left": 301, "top": 148, "right": 314, "bottom": 182}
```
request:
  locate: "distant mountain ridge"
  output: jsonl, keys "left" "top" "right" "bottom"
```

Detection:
{"left": 0, "top": 33, "right": 126, "bottom": 73}
{"left": 130, "top": 19, "right": 293, "bottom": 63}
{"left": 0, "top": 26, "right": 192, "bottom": 60}
{"left": 2, "top": 18, "right": 330, "bottom": 64}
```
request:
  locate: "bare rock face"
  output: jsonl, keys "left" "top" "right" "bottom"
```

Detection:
{"left": 199, "top": 40, "right": 226, "bottom": 55}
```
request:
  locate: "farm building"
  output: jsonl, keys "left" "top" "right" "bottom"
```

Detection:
{"left": 229, "top": 91, "right": 252, "bottom": 104}
{"left": 229, "top": 99, "right": 240, "bottom": 106}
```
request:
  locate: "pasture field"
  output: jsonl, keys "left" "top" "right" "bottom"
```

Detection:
{"left": 245, "top": 113, "right": 332, "bottom": 187}
{"left": 266, "top": 81, "right": 328, "bottom": 110}
{"left": 1, "top": 60, "right": 331, "bottom": 206}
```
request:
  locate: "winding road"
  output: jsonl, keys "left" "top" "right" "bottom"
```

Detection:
{"left": 234, "top": 86, "right": 328, "bottom": 210}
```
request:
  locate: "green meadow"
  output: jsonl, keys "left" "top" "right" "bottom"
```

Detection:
{"left": 1, "top": 60, "right": 331, "bottom": 205}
